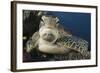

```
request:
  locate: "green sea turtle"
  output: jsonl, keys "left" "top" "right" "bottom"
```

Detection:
{"left": 26, "top": 15, "right": 90, "bottom": 60}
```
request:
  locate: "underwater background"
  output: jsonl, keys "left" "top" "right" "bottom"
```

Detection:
{"left": 23, "top": 10, "right": 91, "bottom": 62}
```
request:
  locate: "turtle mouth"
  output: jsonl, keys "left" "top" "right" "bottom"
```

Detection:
{"left": 43, "top": 35, "right": 55, "bottom": 42}
{"left": 42, "top": 33, "right": 56, "bottom": 42}
{"left": 43, "top": 37, "right": 55, "bottom": 42}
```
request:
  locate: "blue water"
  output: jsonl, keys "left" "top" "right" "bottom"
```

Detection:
{"left": 45, "top": 11, "right": 91, "bottom": 50}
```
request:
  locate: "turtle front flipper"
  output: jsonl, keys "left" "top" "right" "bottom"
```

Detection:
{"left": 56, "top": 36, "right": 90, "bottom": 59}
{"left": 26, "top": 31, "right": 40, "bottom": 52}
